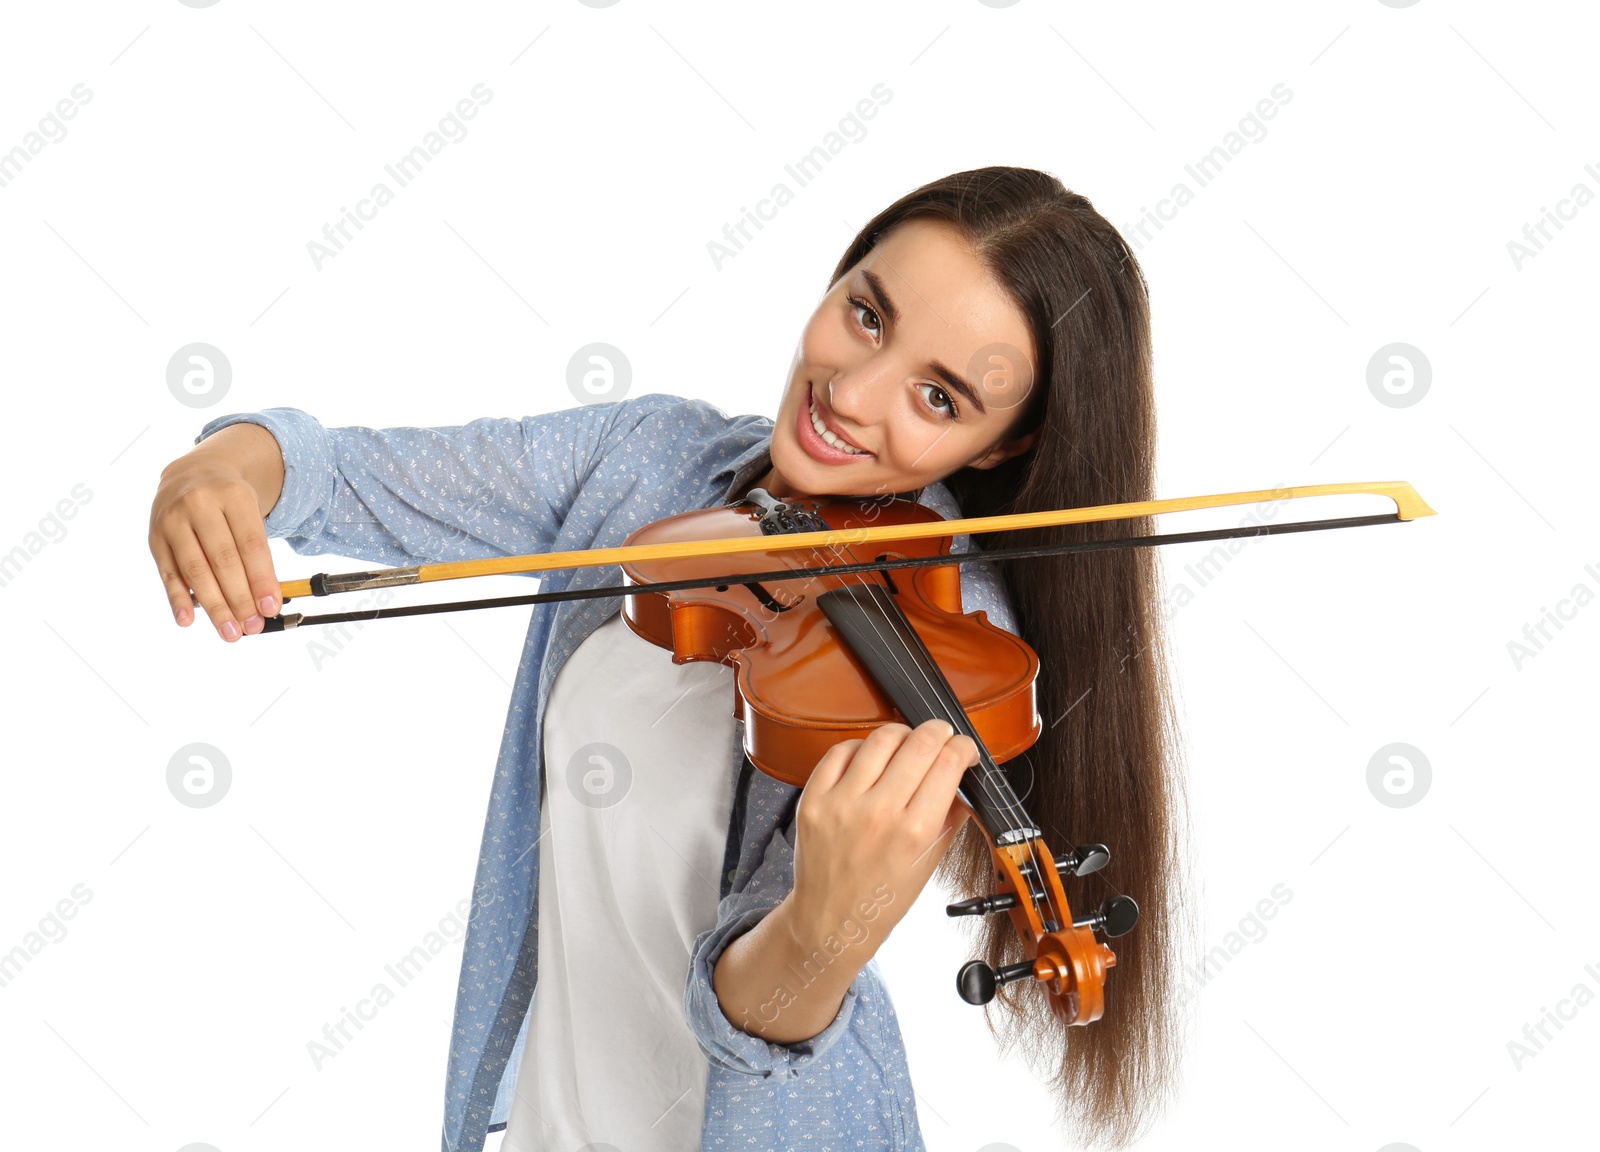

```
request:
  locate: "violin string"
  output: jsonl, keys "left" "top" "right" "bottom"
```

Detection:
{"left": 790, "top": 510, "right": 1065, "bottom": 936}
{"left": 829, "top": 545, "right": 1066, "bottom": 938}
{"left": 817, "top": 520, "right": 1039, "bottom": 842}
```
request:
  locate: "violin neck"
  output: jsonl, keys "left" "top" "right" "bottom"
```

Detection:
{"left": 817, "top": 584, "right": 1040, "bottom": 847}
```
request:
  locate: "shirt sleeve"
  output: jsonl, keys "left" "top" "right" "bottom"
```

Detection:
{"left": 682, "top": 800, "right": 868, "bottom": 1077}
{"left": 194, "top": 396, "right": 678, "bottom": 568}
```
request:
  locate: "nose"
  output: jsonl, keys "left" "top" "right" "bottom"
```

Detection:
{"left": 824, "top": 370, "right": 876, "bottom": 428}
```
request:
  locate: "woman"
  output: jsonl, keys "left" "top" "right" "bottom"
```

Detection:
{"left": 148, "top": 166, "right": 1186, "bottom": 1150}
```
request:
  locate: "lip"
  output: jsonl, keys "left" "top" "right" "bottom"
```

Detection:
{"left": 796, "top": 383, "right": 873, "bottom": 464}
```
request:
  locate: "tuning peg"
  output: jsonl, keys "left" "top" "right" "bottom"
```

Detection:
{"left": 1055, "top": 843, "right": 1111, "bottom": 876}
{"left": 956, "top": 958, "right": 1037, "bottom": 1005}
{"left": 1073, "top": 894, "right": 1139, "bottom": 938}
{"left": 946, "top": 892, "right": 1019, "bottom": 918}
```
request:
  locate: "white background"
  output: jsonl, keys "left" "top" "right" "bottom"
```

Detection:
{"left": 0, "top": 2, "right": 1595, "bottom": 1150}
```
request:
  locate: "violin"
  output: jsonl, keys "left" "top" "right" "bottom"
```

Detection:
{"left": 618, "top": 487, "right": 1123, "bottom": 1026}
{"left": 260, "top": 479, "right": 1435, "bottom": 1027}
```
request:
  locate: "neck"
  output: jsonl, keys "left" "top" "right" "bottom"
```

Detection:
{"left": 738, "top": 456, "right": 801, "bottom": 503}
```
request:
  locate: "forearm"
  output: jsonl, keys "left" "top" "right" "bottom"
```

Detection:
{"left": 184, "top": 422, "right": 285, "bottom": 518}
{"left": 711, "top": 893, "right": 875, "bottom": 1046}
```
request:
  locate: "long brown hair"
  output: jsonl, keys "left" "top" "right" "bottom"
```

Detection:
{"left": 829, "top": 167, "right": 1190, "bottom": 1145}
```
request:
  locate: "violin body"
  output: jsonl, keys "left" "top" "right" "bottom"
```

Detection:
{"left": 618, "top": 495, "right": 1041, "bottom": 788}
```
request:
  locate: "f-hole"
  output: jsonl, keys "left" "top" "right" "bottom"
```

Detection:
{"left": 739, "top": 581, "right": 796, "bottom": 614}
{"left": 874, "top": 553, "right": 903, "bottom": 594}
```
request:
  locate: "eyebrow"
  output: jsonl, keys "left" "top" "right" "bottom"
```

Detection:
{"left": 861, "top": 268, "right": 987, "bottom": 416}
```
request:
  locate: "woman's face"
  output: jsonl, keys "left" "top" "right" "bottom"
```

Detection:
{"left": 756, "top": 217, "right": 1040, "bottom": 500}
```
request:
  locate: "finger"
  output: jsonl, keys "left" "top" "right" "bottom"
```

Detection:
{"left": 222, "top": 499, "right": 281, "bottom": 620}
{"left": 904, "top": 733, "right": 980, "bottom": 838}
{"left": 173, "top": 527, "right": 240, "bottom": 640}
{"left": 872, "top": 718, "right": 959, "bottom": 802}
{"left": 804, "top": 738, "right": 866, "bottom": 795}
{"left": 192, "top": 506, "right": 265, "bottom": 636}
{"left": 150, "top": 535, "right": 195, "bottom": 627}
{"left": 832, "top": 722, "right": 916, "bottom": 799}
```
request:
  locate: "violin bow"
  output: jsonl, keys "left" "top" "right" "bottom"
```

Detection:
{"left": 260, "top": 480, "right": 1435, "bottom": 632}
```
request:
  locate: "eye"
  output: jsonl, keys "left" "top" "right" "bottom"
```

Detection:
{"left": 916, "top": 382, "right": 960, "bottom": 420}
{"left": 845, "top": 293, "right": 881, "bottom": 339}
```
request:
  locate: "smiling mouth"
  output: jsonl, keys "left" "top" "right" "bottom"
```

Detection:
{"left": 808, "top": 386, "right": 870, "bottom": 455}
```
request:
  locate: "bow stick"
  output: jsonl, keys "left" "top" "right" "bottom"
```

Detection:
{"left": 260, "top": 480, "right": 1434, "bottom": 633}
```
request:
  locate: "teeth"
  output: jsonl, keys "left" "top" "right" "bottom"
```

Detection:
{"left": 810, "top": 394, "right": 866, "bottom": 454}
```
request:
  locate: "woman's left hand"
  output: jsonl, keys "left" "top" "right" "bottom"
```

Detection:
{"left": 787, "top": 719, "right": 980, "bottom": 957}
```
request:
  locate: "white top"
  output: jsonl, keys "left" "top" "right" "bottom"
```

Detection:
{"left": 501, "top": 608, "right": 741, "bottom": 1150}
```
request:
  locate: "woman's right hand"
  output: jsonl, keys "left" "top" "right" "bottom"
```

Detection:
{"left": 148, "top": 423, "right": 286, "bottom": 641}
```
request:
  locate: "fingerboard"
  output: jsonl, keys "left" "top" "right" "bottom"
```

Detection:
{"left": 817, "top": 582, "right": 1040, "bottom": 846}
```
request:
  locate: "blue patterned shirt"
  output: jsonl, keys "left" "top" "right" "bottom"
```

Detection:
{"left": 197, "top": 393, "right": 1016, "bottom": 1151}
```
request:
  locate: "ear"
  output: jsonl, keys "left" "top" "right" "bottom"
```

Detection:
{"left": 967, "top": 428, "right": 1039, "bottom": 471}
